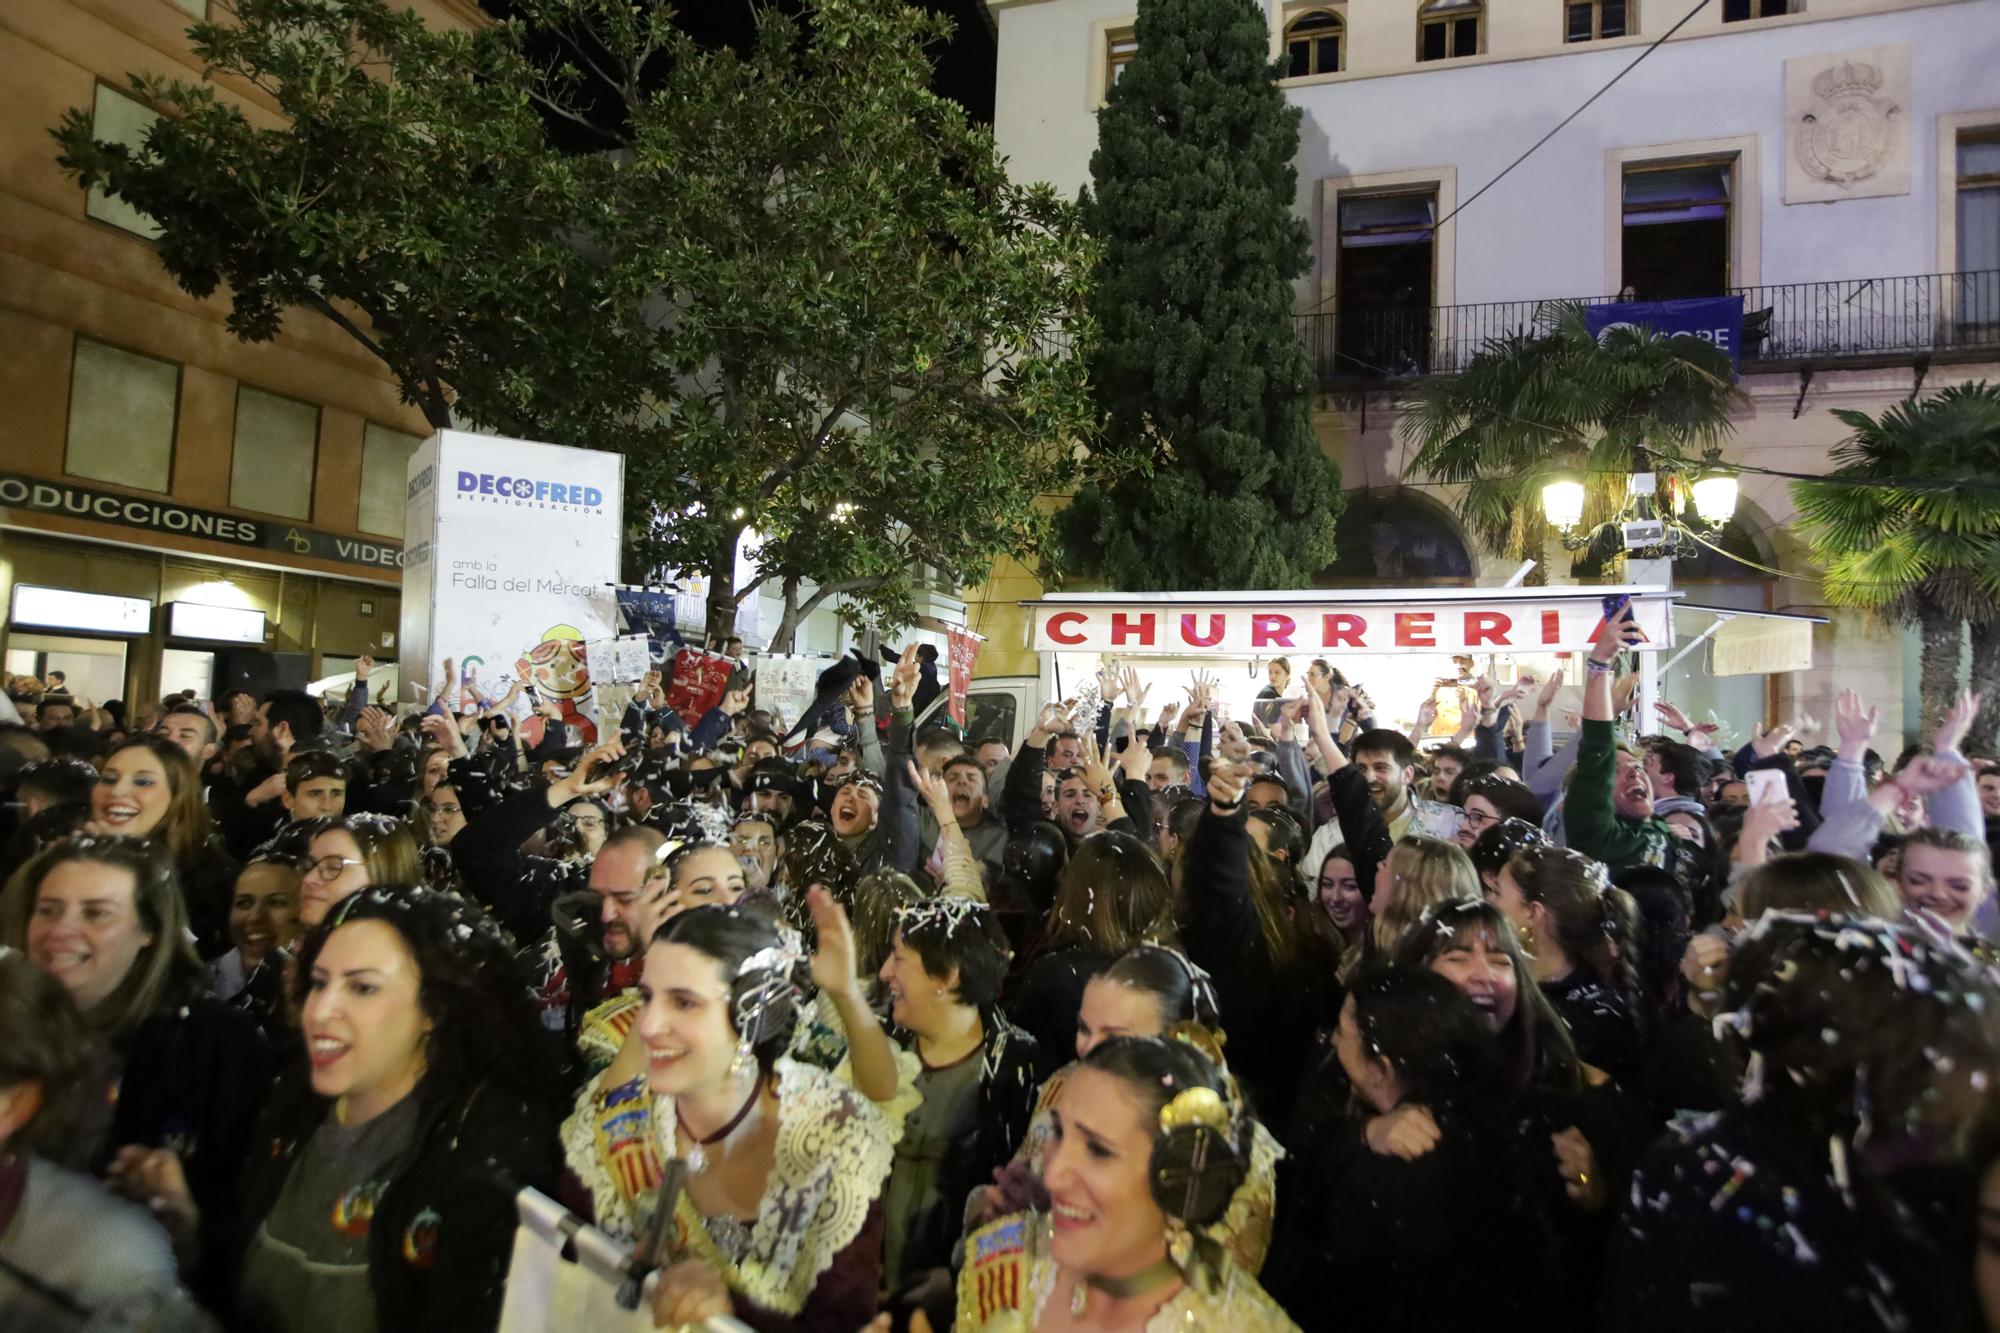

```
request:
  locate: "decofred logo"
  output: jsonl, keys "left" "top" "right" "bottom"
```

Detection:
{"left": 454, "top": 471, "right": 606, "bottom": 513}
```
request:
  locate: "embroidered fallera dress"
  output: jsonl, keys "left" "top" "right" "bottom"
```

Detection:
{"left": 560, "top": 1052, "right": 919, "bottom": 1319}
{"left": 956, "top": 1211, "right": 1300, "bottom": 1332}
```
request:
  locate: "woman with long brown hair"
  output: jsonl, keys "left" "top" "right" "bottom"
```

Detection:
{"left": 87, "top": 734, "right": 239, "bottom": 957}
{"left": 1003, "top": 831, "right": 1176, "bottom": 1068}
{"left": 1, "top": 836, "right": 270, "bottom": 1301}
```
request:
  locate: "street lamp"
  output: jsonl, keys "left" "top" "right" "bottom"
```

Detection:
{"left": 1690, "top": 464, "right": 1740, "bottom": 528}
{"left": 1540, "top": 471, "right": 1586, "bottom": 531}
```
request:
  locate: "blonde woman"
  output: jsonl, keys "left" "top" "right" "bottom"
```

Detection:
{"left": 1368, "top": 835, "right": 1479, "bottom": 955}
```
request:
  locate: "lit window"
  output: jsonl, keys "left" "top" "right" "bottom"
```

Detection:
{"left": 1722, "top": 0, "right": 1791, "bottom": 21}
{"left": 66, "top": 338, "right": 179, "bottom": 493}
{"left": 1419, "top": 0, "right": 1482, "bottom": 61}
{"left": 85, "top": 86, "right": 163, "bottom": 240}
{"left": 230, "top": 387, "right": 318, "bottom": 519}
{"left": 1105, "top": 26, "right": 1138, "bottom": 88}
{"left": 1621, "top": 161, "right": 1732, "bottom": 299}
{"left": 1565, "top": 0, "right": 1629, "bottom": 41}
{"left": 359, "top": 423, "right": 423, "bottom": 537}
{"left": 1285, "top": 9, "right": 1344, "bottom": 77}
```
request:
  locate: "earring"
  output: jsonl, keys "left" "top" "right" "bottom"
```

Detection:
{"left": 1516, "top": 919, "right": 1538, "bottom": 956}
{"left": 729, "top": 1037, "right": 755, "bottom": 1081}
{"left": 1165, "top": 1217, "right": 1194, "bottom": 1270}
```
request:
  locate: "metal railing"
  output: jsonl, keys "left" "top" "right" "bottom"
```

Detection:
{"left": 1292, "top": 269, "right": 2000, "bottom": 385}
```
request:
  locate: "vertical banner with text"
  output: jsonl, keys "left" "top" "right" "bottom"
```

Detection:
{"left": 400, "top": 432, "right": 624, "bottom": 744}
{"left": 946, "top": 626, "right": 983, "bottom": 731}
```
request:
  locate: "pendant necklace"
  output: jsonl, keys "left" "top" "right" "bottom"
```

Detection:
{"left": 676, "top": 1082, "right": 762, "bottom": 1174}
{"left": 1069, "top": 1257, "right": 1182, "bottom": 1317}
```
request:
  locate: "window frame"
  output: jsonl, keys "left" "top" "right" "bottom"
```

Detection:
{"left": 83, "top": 83, "right": 166, "bottom": 241}
{"left": 1283, "top": 7, "right": 1345, "bottom": 79}
{"left": 228, "top": 383, "right": 321, "bottom": 521}
{"left": 1564, "top": 0, "right": 1632, "bottom": 42}
{"left": 64, "top": 335, "right": 182, "bottom": 495}
{"left": 357, "top": 421, "right": 425, "bottom": 538}
{"left": 1721, "top": 0, "right": 1794, "bottom": 22}
{"left": 1417, "top": 0, "right": 1483, "bottom": 62}
{"left": 1613, "top": 152, "right": 1743, "bottom": 296}
{"left": 1105, "top": 24, "right": 1138, "bottom": 89}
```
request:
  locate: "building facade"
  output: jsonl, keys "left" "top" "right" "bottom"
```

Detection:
{"left": 0, "top": 0, "right": 498, "bottom": 707}
{"left": 976, "top": 0, "right": 2000, "bottom": 745}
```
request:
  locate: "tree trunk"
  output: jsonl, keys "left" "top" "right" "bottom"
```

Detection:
{"left": 1917, "top": 601, "right": 1965, "bottom": 740}
{"left": 767, "top": 577, "right": 806, "bottom": 656}
{"left": 1970, "top": 619, "right": 2000, "bottom": 756}
{"left": 704, "top": 526, "right": 742, "bottom": 649}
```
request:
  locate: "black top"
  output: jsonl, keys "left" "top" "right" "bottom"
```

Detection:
{"left": 235, "top": 1072, "right": 560, "bottom": 1333}
{"left": 1003, "top": 945, "right": 1109, "bottom": 1078}
{"left": 1608, "top": 1107, "right": 1952, "bottom": 1333}
{"left": 1540, "top": 969, "right": 1647, "bottom": 1087}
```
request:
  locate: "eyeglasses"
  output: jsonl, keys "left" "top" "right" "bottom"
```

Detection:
{"left": 571, "top": 816, "right": 605, "bottom": 830}
{"left": 428, "top": 802, "right": 463, "bottom": 817}
{"left": 304, "top": 855, "right": 366, "bottom": 881}
{"left": 1460, "top": 806, "right": 1500, "bottom": 831}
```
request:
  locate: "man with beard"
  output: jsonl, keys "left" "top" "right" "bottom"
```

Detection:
{"left": 209, "top": 688, "right": 330, "bottom": 858}
{"left": 1349, "top": 727, "right": 1455, "bottom": 842}
{"left": 1566, "top": 607, "right": 1683, "bottom": 876}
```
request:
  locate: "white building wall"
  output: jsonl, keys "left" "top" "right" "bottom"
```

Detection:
{"left": 992, "top": 0, "right": 2000, "bottom": 293}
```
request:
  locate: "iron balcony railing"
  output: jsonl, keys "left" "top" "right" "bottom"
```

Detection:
{"left": 1292, "top": 269, "right": 2000, "bottom": 385}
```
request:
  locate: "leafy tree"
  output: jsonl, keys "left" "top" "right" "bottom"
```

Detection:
{"left": 1791, "top": 383, "right": 2000, "bottom": 741}
{"left": 54, "top": 0, "right": 1098, "bottom": 648}
{"left": 1400, "top": 304, "right": 1742, "bottom": 583}
{"left": 1062, "top": 0, "right": 1342, "bottom": 590}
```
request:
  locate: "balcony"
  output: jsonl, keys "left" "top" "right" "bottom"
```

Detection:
{"left": 1294, "top": 269, "right": 2000, "bottom": 387}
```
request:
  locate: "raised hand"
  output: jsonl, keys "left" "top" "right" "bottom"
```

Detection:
{"left": 1749, "top": 721, "right": 1795, "bottom": 760}
{"left": 720, "top": 686, "right": 752, "bottom": 717}
{"left": 1892, "top": 754, "right": 1972, "bottom": 797}
{"left": 553, "top": 736, "right": 626, "bottom": 803}
{"left": 1032, "top": 697, "right": 1074, "bottom": 741}
{"left": 420, "top": 711, "right": 467, "bottom": 758}
{"left": 907, "top": 759, "right": 957, "bottom": 825}
{"left": 1206, "top": 756, "right": 1247, "bottom": 810}
{"left": 1078, "top": 734, "right": 1117, "bottom": 797}
{"left": 1364, "top": 1104, "right": 1441, "bottom": 1160}
{"left": 846, "top": 674, "right": 874, "bottom": 715}
{"left": 1936, "top": 688, "right": 1983, "bottom": 755}
{"left": 806, "top": 885, "right": 861, "bottom": 1002}
{"left": 1412, "top": 696, "right": 1439, "bottom": 737}
{"left": 356, "top": 705, "right": 394, "bottom": 752}
{"left": 1833, "top": 689, "right": 1878, "bottom": 752}
{"left": 1535, "top": 671, "right": 1565, "bottom": 718}
{"left": 888, "top": 645, "right": 921, "bottom": 711}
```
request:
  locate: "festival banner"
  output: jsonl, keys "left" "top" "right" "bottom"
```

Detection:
{"left": 398, "top": 432, "right": 624, "bottom": 743}
{"left": 946, "top": 626, "right": 983, "bottom": 730}
{"left": 752, "top": 655, "right": 820, "bottom": 734}
{"left": 614, "top": 587, "right": 685, "bottom": 668}
{"left": 667, "top": 648, "right": 735, "bottom": 728}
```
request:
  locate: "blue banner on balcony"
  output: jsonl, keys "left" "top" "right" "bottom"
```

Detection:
{"left": 1585, "top": 295, "right": 1743, "bottom": 374}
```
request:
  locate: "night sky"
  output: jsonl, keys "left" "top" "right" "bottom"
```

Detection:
{"left": 493, "top": 0, "right": 1001, "bottom": 139}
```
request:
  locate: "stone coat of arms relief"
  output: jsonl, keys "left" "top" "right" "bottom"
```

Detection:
{"left": 1784, "top": 45, "right": 1912, "bottom": 204}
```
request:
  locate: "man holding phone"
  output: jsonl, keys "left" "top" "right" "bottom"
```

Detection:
{"left": 1565, "top": 600, "right": 1685, "bottom": 876}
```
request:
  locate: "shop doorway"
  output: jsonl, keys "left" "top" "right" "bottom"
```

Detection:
{"left": 4, "top": 634, "right": 130, "bottom": 705}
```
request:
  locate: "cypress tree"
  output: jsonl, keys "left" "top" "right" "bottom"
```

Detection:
{"left": 1063, "top": 0, "right": 1343, "bottom": 589}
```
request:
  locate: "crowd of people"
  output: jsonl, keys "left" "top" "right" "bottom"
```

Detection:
{"left": 3, "top": 603, "right": 2000, "bottom": 1332}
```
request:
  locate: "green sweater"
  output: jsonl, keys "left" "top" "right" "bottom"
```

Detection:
{"left": 1565, "top": 719, "right": 1675, "bottom": 874}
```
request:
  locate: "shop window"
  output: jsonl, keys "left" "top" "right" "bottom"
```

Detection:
{"left": 1105, "top": 26, "right": 1138, "bottom": 88}
{"left": 1722, "top": 0, "right": 1792, "bottom": 20}
{"left": 66, "top": 337, "right": 178, "bottom": 493}
{"left": 359, "top": 423, "right": 423, "bottom": 537}
{"left": 230, "top": 386, "right": 318, "bottom": 520}
{"left": 1621, "top": 160, "right": 1731, "bottom": 300}
{"left": 1419, "top": 0, "right": 1481, "bottom": 61}
{"left": 1286, "top": 9, "right": 1344, "bottom": 77}
{"left": 1566, "top": 0, "right": 1629, "bottom": 41}
{"left": 85, "top": 85, "right": 164, "bottom": 240}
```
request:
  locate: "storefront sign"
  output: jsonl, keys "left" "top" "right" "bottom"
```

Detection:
{"left": 0, "top": 471, "right": 402, "bottom": 571}
{"left": 10, "top": 584, "right": 152, "bottom": 635}
{"left": 1028, "top": 591, "right": 1674, "bottom": 656}
{"left": 166, "top": 601, "right": 267, "bottom": 645}
{"left": 398, "top": 432, "right": 625, "bottom": 738}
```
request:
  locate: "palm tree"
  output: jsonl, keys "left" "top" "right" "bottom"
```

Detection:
{"left": 1790, "top": 382, "right": 2000, "bottom": 741}
{"left": 1399, "top": 303, "right": 1742, "bottom": 583}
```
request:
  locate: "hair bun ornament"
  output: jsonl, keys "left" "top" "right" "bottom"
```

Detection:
{"left": 1166, "top": 1019, "right": 1228, "bottom": 1067}
{"left": 1150, "top": 1081, "right": 1246, "bottom": 1229}
{"left": 731, "top": 943, "right": 807, "bottom": 1049}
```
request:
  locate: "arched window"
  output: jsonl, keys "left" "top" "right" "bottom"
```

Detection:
{"left": 1319, "top": 490, "right": 1475, "bottom": 583}
{"left": 1418, "top": 0, "right": 1482, "bottom": 61}
{"left": 1285, "top": 9, "right": 1345, "bottom": 77}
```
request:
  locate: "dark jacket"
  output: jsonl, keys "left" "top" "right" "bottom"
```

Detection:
{"left": 1180, "top": 805, "right": 1324, "bottom": 1128}
{"left": 236, "top": 1073, "right": 560, "bottom": 1333}
{"left": 104, "top": 991, "right": 272, "bottom": 1306}
{"left": 449, "top": 779, "right": 588, "bottom": 946}
{"left": 1540, "top": 970, "right": 1647, "bottom": 1088}
{"left": 1001, "top": 944, "right": 1108, "bottom": 1077}
{"left": 1607, "top": 1107, "right": 1953, "bottom": 1333}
